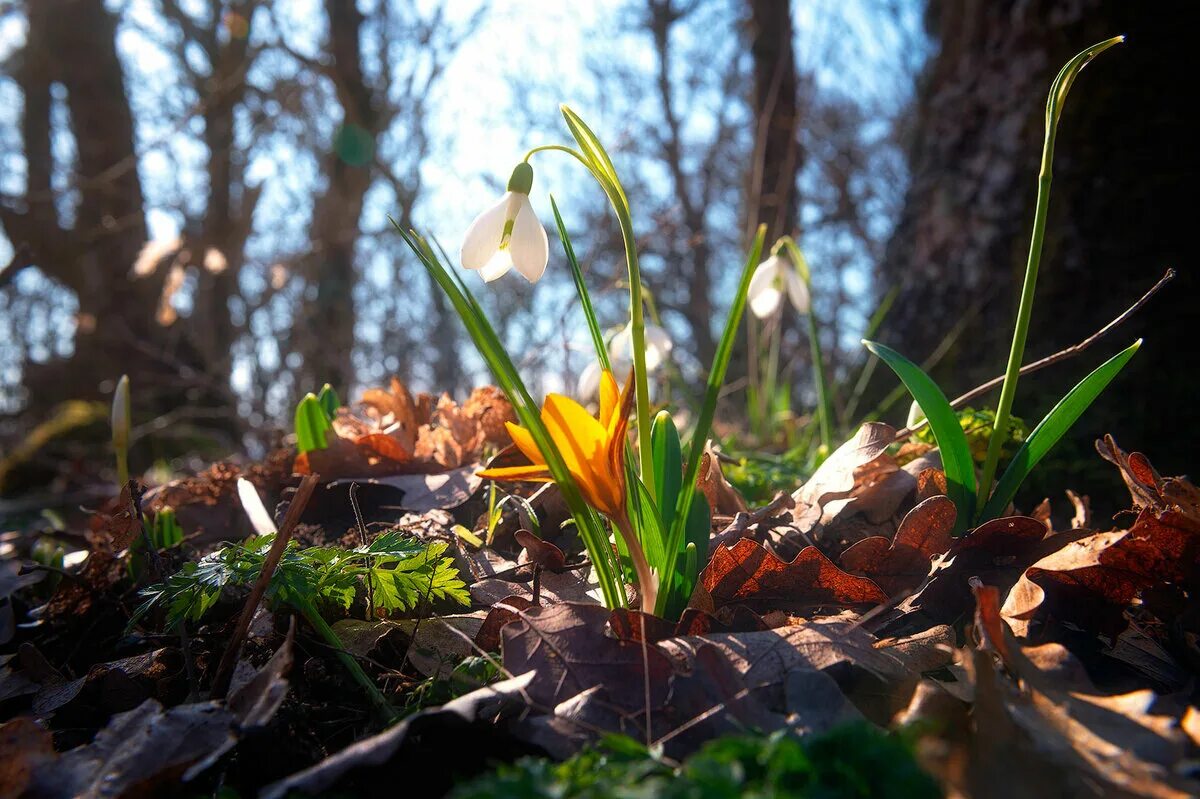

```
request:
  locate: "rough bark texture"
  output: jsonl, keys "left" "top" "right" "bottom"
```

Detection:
{"left": 877, "top": 0, "right": 1199, "bottom": 500}
{"left": 746, "top": 0, "right": 801, "bottom": 246}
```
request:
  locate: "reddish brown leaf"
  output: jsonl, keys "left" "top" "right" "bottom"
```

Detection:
{"left": 1002, "top": 507, "right": 1200, "bottom": 637}
{"left": 699, "top": 538, "right": 887, "bottom": 612}
{"left": 839, "top": 495, "right": 957, "bottom": 595}
{"left": 515, "top": 529, "right": 566, "bottom": 572}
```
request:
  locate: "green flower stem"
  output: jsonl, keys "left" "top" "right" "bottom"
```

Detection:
{"left": 293, "top": 596, "right": 398, "bottom": 724}
{"left": 525, "top": 143, "right": 656, "bottom": 500}
{"left": 780, "top": 238, "right": 832, "bottom": 452}
{"left": 975, "top": 36, "right": 1123, "bottom": 515}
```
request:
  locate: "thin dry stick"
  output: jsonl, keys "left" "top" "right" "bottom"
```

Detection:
{"left": 210, "top": 473, "right": 319, "bottom": 699}
{"left": 895, "top": 268, "right": 1175, "bottom": 442}
{"left": 348, "top": 483, "right": 374, "bottom": 617}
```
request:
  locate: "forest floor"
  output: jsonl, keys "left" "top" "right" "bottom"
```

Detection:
{"left": 1, "top": 380, "right": 1198, "bottom": 798}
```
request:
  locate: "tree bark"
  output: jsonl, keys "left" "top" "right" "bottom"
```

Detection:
{"left": 745, "top": 0, "right": 801, "bottom": 246}
{"left": 877, "top": 0, "right": 1200, "bottom": 500}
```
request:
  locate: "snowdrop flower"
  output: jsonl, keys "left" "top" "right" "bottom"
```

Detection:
{"left": 610, "top": 321, "right": 673, "bottom": 371}
{"left": 460, "top": 162, "right": 549, "bottom": 283}
{"left": 577, "top": 322, "right": 673, "bottom": 399}
{"left": 748, "top": 253, "right": 810, "bottom": 319}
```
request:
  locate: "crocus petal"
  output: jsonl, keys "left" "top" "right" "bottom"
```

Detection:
{"left": 237, "top": 478, "right": 277, "bottom": 536}
{"left": 508, "top": 195, "right": 549, "bottom": 282}
{"left": 541, "top": 393, "right": 607, "bottom": 501}
{"left": 598, "top": 369, "right": 619, "bottom": 427}
{"left": 783, "top": 265, "right": 811, "bottom": 314}
{"left": 460, "top": 193, "right": 514, "bottom": 270}
{"left": 504, "top": 421, "right": 545, "bottom": 465}
{"left": 577, "top": 360, "right": 602, "bottom": 399}
{"left": 748, "top": 257, "right": 784, "bottom": 319}
{"left": 477, "top": 464, "right": 554, "bottom": 482}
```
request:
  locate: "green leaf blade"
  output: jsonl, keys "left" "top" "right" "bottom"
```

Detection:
{"left": 294, "top": 393, "right": 332, "bottom": 453}
{"left": 981, "top": 339, "right": 1140, "bottom": 520}
{"left": 863, "top": 339, "right": 977, "bottom": 528}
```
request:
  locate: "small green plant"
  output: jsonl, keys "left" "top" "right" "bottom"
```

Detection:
{"left": 402, "top": 654, "right": 500, "bottom": 715}
{"left": 451, "top": 724, "right": 938, "bottom": 799}
{"left": 294, "top": 383, "right": 339, "bottom": 454}
{"left": 128, "top": 506, "right": 185, "bottom": 578}
{"left": 864, "top": 38, "right": 1137, "bottom": 530}
{"left": 912, "top": 407, "right": 1027, "bottom": 466}
{"left": 133, "top": 530, "right": 468, "bottom": 630}
{"left": 111, "top": 374, "right": 131, "bottom": 487}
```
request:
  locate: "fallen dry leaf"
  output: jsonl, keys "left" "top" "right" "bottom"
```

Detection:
{"left": 1001, "top": 507, "right": 1199, "bottom": 637}
{"left": 297, "top": 380, "right": 515, "bottom": 479}
{"left": 839, "top": 495, "right": 957, "bottom": 595}
{"left": 696, "top": 538, "right": 887, "bottom": 613}
{"left": 790, "top": 422, "right": 895, "bottom": 534}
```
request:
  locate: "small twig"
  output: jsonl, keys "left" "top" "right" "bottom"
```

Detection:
{"left": 349, "top": 483, "right": 374, "bottom": 617}
{"left": 210, "top": 473, "right": 318, "bottom": 700}
{"left": 895, "top": 268, "right": 1175, "bottom": 441}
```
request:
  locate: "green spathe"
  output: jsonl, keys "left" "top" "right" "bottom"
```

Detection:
{"left": 506, "top": 162, "right": 534, "bottom": 194}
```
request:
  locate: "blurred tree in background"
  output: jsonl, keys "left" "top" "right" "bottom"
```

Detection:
{"left": 873, "top": 0, "right": 1199, "bottom": 508}
{"left": 1, "top": 0, "right": 1190, "bottom": 509}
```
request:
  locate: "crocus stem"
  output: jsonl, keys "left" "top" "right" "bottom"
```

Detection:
{"left": 294, "top": 596, "right": 398, "bottom": 724}
{"left": 614, "top": 513, "right": 656, "bottom": 614}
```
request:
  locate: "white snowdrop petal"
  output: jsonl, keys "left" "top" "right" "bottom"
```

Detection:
{"left": 237, "top": 478, "right": 277, "bottom": 536}
{"left": 784, "top": 266, "right": 811, "bottom": 314}
{"left": 747, "top": 259, "right": 783, "bottom": 319}
{"left": 508, "top": 195, "right": 549, "bottom": 283}
{"left": 479, "top": 250, "right": 513, "bottom": 281}
{"left": 577, "top": 360, "right": 602, "bottom": 399}
{"left": 460, "top": 193, "right": 513, "bottom": 270}
{"left": 749, "top": 285, "right": 782, "bottom": 319}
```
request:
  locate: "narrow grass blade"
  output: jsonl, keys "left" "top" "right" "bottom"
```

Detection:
{"left": 863, "top": 339, "right": 976, "bottom": 528}
{"left": 980, "top": 339, "right": 1140, "bottom": 520}
{"left": 654, "top": 226, "right": 766, "bottom": 616}
{"left": 551, "top": 195, "right": 611, "bottom": 371}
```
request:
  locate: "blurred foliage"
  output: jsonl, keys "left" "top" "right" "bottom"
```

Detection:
{"left": 451, "top": 724, "right": 938, "bottom": 799}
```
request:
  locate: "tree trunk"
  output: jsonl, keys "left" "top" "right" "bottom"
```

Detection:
{"left": 745, "top": 0, "right": 800, "bottom": 246}
{"left": 295, "top": 0, "right": 378, "bottom": 398}
{"left": 877, "top": 0, "right": 1200, "bottom": 506}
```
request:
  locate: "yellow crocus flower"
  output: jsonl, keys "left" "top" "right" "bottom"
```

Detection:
{"left": 479, "top": 369, "right": 657, "bottom": 612}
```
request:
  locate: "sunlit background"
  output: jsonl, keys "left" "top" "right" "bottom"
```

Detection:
{"left": 1, "top": 0, "right": 1194, "bottom": 509}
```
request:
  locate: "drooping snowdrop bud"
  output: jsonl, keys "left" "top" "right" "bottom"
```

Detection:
{"left": 460, "top": 163, "right": 549, "bottom": 283}
{"left": 906, "top": 400, "right": 926, "bottom": 430}
{"left": 747, "top": 253, "right": 810, "bottom": 319}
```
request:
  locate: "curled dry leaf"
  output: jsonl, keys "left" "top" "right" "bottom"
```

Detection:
{"left": 501, "top": 602, "right": 674, "bottom": 714}
{"left": 697, "top": 443, "right": 748, "bottom": 516}
{"left": 968, "top": 581, "right": 1200, "bottom": 799}
{"left": 696, "top": 537, "right": 887, "bottom": 613}
{"left": 1001, "top": 507, "right": 1200, "bottom": 637}
{"left": 883, "top": 514, "right": 1047, "bottom": 629}
{"left": 790, "top": 423, "right": 896, "bottom": 535}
